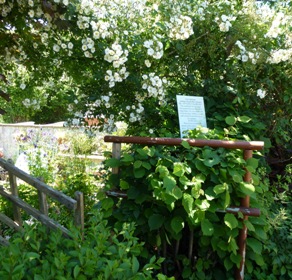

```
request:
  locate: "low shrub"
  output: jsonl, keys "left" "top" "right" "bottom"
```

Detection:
{"left": 0, "top": 211, "right": 170, "bottom": 280}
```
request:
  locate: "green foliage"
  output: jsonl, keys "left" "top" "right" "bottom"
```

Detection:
{"left": 0, "top": 211, "right": 171, "bottom": 280}
{"left": 64, "top": 131, "right": 98, "bottom": 155}
{"left": 245, "top": 164, "right": 292, "bottom": 280}
{"left": 101, "top": 127, "right": 267, "bottom": 278}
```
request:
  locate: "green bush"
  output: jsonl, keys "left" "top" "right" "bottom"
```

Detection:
{"left": 0, "top": 211, "right": 170, "bottom": 280}
{"left": 100, "top": 127, "right": 268, "bottom": 279}
{"left": 246, "top": 164, "right": 292, "bottom": 280}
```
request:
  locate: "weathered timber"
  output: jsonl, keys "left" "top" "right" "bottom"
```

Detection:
{"left": 0, "top": 236, "right": 9, "bottom": 246}
{"left": 0, "top": 187, "right": 72, "bottom": 238}
{"left": 7, "top": 159, "right": 23, "bottom": 226}
{"left": 0, "top": 212, "right": 23, "bottom": 232}
{"left": 0, "top": 158, "right": 76, "bottom": 210}
{"left": 74, "top": 191, "right": 84, "bottom": 231}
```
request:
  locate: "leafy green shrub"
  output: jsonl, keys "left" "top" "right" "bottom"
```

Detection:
{"left": 0, "top": 211, "right": 170, "bottom": 280}
{"left": 246, "top": 164, "right": 292, "bottom": 280}
{"left": 100, "top": 127, "right": 268, "bottom": 278}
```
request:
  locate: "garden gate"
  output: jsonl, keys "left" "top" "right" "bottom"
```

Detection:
{"left": 104, "top": 135, "right": 264, "bottom": 280}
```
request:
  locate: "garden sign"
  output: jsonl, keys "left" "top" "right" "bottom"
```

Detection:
{"left": 176, "top": 95, "right": 207, "bottom": 138}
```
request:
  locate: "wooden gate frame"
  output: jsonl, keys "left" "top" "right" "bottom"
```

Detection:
{"left": 0, "top": 158, "right": 84, "bottom": 244}
{"left": 104, "top": 135, "right": 264, "bottom": 280}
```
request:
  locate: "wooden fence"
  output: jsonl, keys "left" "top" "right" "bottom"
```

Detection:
{"left": 0, "top": 157, "right": 84, "bottom": 246}
{"left": 104, "top": 135, "right": 264, "bottom": 280}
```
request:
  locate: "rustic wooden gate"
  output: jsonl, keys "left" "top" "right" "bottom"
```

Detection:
{"left": 0, "top": 158, "right": 84, "bottom": 245}
{"left": 104, "top": 135, "right": 264, "bottom": 280}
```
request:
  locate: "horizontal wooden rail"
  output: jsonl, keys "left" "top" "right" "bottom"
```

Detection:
{"left": 0, "top": 236, "right": 9, "bottom": 246}
{"left": 0, "top": 158, "right": 76, "bottom": 210}
{"left": 104, "top": 135, "right": 264, "bottom": 151}
{"left": 221, "top": 207, "right": 260, "bottom": 217}
{"left": 0, "top": 186, "right": 72, "bottom": 238}
{"left": 0, "top": 212, "right": 23, "bottom": 232}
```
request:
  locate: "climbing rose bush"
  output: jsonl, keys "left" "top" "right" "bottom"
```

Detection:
{"left": 0, "top": 0, "right": 291, "bottom": 148}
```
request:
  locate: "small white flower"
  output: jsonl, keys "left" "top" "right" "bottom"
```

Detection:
{"left": 20, "top": 83, "right": 26, "bottom": 90}
{"left": 28, "top": 10, "right": 34, "bottom": 18}
{"left": 241, "top": 54, "right": 248, "bottom": 62}
{"left": 145, "top": 60, "right": 151, "bottom": 67}
{"left": 257, "top": 89, "right": 266, "bottom": 99}
{"left": 68, "top": 42, "right": 73, "bottom": 49}
{"left": 147, "top": 48, "right": 155, "bottom": 56}
{"left": 53, "top": 44, "right": 60, "bottom": 52}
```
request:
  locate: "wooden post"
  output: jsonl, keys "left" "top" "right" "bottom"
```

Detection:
{"left": 74, "top": 191, "right": 84, "bottom": 239}
{"left": 7, "top": 159, "right": 22, "bottom": 227}
{"left": 112, "top": 143, "right": 121, "bottom": 175}
{"left": 235, "top": 150, "right": 253, "bottom": 280}
{"left": 37, "top": 177, "right": 49, "bottom": 216}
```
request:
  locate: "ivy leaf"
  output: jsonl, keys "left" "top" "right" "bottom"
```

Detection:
{"left": 224, "top": 191, "right": 230, "bottom": 208}
{"left": 232, "top": 173, "right": 242, "bottom": 183}
{"left": 224, "top": 257, "right": 233, "bottom": 271}
{"left": 137, "top": 148, "right": 148, "bottom": 158}
{"left": 214, "top": 184, "right": 226, "bottom": 195}
{"left": 134, "top": 160, "right": 142, "bottom": 168}
{"left": 171, "top": 216, "right": 184, "bottom": 234}
{"left": 146, "top": 146, "right": 156, "bottom": 157}
{"left": 179, "top": 175, "right": 190, "bottom": 186}
{"left": 228, "top": 237, "right": 239, "bottom": 255}
{"left": 142, "top": 162, "right": 152, "bottom": 170}
{"left": 134, "top": 167, "right": 145, "bottom": 178}
{"left": 156, "top": 165, "right": 169, "bottom": 177}
{"left": 203, "top": 156, "right": 220, "bottom": 167}
{"left": 182, "top": 193, "right": 194, "bottom": 215}
{"left": 148, "top": 214, "right": 165, "bottom": 230}
{"left": 201, "top": 219, "right": 214, "bottom": 236}
{"left": 246, "top": 158, "right": 259, "bottom": 170}
{"left": 105, "top": 158, "right": 120, "bottom": 167}
{"left": 121, "top": 154, "right": 134, "bottom": 163}
{"left": 240, "top": 182, "right": 255, "bottom": 196}
{"left": 163, "top": 175, "right": 176, "bottom": 193}
{"left": 172, "top": 186, "right": 182, "bottom": 200}
{"left": 120, "top": 179, "right": 129, "bottom": 190}
{"left": 224, "top": 213, "right": 238, "bottom": 229}
{"left": 244, "top": 220, "right": 255, "bottom": 232}
{"left": 247, "top": 238, "right": 262, "bottom": 254}
{"left": 237, "top": 116, "right": 251, "bottom": 123}
{"left": 101, "top": 197, "right": 114, "bottom": 210}
{"left": 195, "top": 199, "right": 210, "bottom": 211}
{"left": 230, "top": 253, "right": 241, "bottom": 267}
{"left": 173, "top": 162, "right": 185, "bottom": 177}
{"left": 181, "top": 140, "right": 191, "bottom": 149}
{"left": 225, "top": 116, "right": 236, "bottom": 126}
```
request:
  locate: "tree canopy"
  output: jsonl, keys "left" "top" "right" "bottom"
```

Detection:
{"left": 0, "top": 0, "right": 291, "bottom": 153}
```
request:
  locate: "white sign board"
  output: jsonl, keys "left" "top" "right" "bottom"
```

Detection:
{"left": 176, "top": 95, "right": 207, "bottom": 138}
